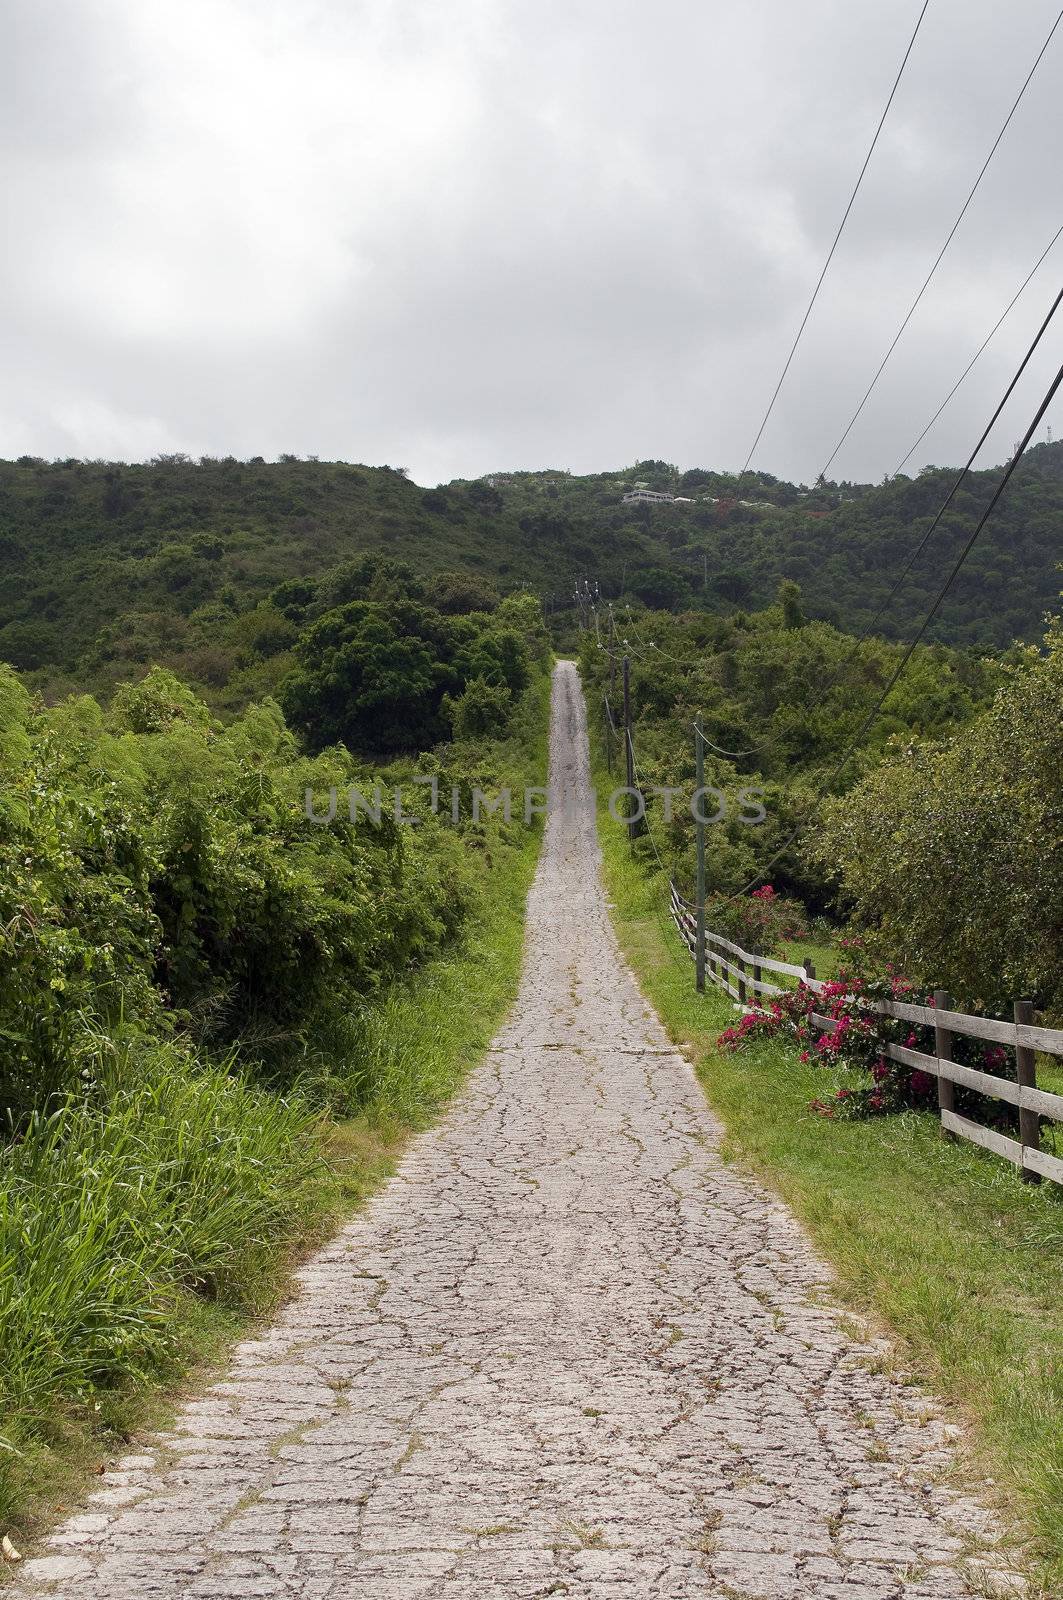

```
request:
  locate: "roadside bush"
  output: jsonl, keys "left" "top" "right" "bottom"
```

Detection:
{"left": 818, "top": 612, "right": 1063, "bottom": 1011}
{"left": 704, "top": 884, "right": 808, "bottom": 956}
{"left": 719, "top": 962, "right": 1022, "bottom": 1126}
{"left": 0, "top": 664, "right": 483, "bottom": 1119}
{"left": 445, "top": 676, "right": 513, "bottom": 740}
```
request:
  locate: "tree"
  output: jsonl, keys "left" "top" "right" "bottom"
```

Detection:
{"left": 280, "top": 602, "right": 456, "bottom": 752}
{"left": 630, "top": 567, "right": 692, "bottom": 609}
{"left": 445, "top": 677, "right": 512, "bottom": 739}
{"left": 779, "top": 580, "right": 804, "bottom": 630}
{"left": 0, "top": 621, "right": 61, "bottom": 671}
{"left": 818, "top": 614, "right": 1063, "bottom": 1009}
{"left": 431, "top": 572, "right": 500, "bottom": 614}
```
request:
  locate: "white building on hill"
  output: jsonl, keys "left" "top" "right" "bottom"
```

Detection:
{"left": 622, "top": 488, "right": 674, "bottom": 505}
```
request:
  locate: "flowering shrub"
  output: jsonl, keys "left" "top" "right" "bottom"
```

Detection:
{"left": 718, "top": 956, "right": 1021, "bottom": 1124}
{"left": 704, "top": 884, "right": 809, "bottom": 957}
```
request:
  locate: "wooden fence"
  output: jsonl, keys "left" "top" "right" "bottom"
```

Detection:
{"left": 669, "top": 883, "right": 1063, "bottom": 1189}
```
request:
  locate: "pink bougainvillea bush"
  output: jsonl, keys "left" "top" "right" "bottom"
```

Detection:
{"left": 704, "top": 884, "right": 809, "bottom": 957}
{"left": 717, "top": 953, "right": 1018, "bottom": 1125}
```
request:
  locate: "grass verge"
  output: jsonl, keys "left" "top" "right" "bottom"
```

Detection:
{"left": 594, "top": 782, "right": 1063, "bottom": 1592}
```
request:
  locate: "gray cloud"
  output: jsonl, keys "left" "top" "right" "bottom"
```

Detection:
{"left": 2, "top": 0, "right": 1061, "bottom": 484}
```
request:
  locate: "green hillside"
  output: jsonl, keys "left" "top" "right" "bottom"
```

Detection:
{"left": 1, "top": 444, "right": 1060, "bottom": 707}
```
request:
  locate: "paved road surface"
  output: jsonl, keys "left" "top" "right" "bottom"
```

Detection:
{"left": 19, "top": 662, "right": 1010, "bottom": 1599}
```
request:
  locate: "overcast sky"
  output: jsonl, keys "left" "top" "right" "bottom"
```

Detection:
{"left": 2, "top": 0, "right": 1062, "bottom": 486}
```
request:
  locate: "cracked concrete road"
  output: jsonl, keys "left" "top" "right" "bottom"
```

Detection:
{"left": 18, "top": 661, "right": 1013, "bottom": 1599}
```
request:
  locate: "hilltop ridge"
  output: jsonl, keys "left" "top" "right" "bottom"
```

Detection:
{"left": 2, "top": 444, "right": 1060, "bottom": 703}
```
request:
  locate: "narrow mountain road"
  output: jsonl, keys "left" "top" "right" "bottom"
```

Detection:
{"left": 21, "top": 662, "right": 1009, "bottom": 1599}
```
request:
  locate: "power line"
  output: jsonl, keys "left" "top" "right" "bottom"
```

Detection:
{"left": 742, "top": 0, "right": 932, "bottom": 473}
{"left": 599, "top": 252, "right": 1058, "bottom": 773}
{"left": 816, "top": 5, "right": 1063, "bottom": 484}
{"left": 819, "top": 277, "right": 1063, "bottom": 685}
{"left": 623, "top": 263, "right": 1063, "bottom": 768}
{"left": 893, "top": 220, "right": 1063, "bottom": 476}
{"left": 732, "top": 317, "right": 1063, "bottom": 898}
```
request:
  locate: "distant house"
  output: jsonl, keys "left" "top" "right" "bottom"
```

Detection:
{"left": 702, "top": 496, "right": 775, "bottom": 512}
{"left": 622, "top": 488, "right": 674, "bottom": 505}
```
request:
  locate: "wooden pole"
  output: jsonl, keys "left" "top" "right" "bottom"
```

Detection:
{"left": 622, "top": 656, "right": 635, "bottom": 847}
{"left": 934, "top": 989, "right": 956, "bottom": 1140}
{"left": 604, "top": 698, "right": 613, "bottom": 775}
{"left": 694, "top": 719, "right": 706, "bottom": 994}
{"left": 1015, "top": 998, "right": 1042, "bottom": 1184}
{"left": 608, "top": 613, "right": 616, "bottom": 779}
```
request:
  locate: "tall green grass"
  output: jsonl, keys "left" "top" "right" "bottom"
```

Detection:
{"left": 0, "top": 1032, "right": 323, "bottom": 1512}
{"left": 593, "top": 756, "right": 1063, "bottom": 1593}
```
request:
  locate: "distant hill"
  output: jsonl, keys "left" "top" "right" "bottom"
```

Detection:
{"left": 1, "top": 445, "right": 1060, "bottom": 704}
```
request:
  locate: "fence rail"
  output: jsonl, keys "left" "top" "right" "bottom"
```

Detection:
{"left": 668, "top": 880, "right": 1063, "bottom": 1189}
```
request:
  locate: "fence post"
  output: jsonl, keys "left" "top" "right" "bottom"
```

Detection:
{"left": 622, "top": 655, "right": 636, "bottom": 848}
{"left": 752, "top": 957, "right": 762, "bottom": 1000}
{"left": 694, "top": 719, "right": 706, "bottom": 994}
{"left": 934, "top": 989, "right": 956, "bottom": 1141}
{"left": 802, "top": 957, "right": 816, "bottom": 986}
{"left": 1015, "top": 998, "right": 1042, "bottom": 1185}
{"left": 737, "top": 957, "right": 747, "bottom": 1005}
{"left": 604, "top": 698, "right": 612, "bottom": 774}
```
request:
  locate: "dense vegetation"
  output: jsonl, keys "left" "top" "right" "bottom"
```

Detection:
{"left": 580, "top": 576, "right": 1063, "bottom": 1018}
{"left": 579, "top": 586, "right": 1004, "bottom": 906}
{"left": 819, "top": 613, "right": 1063, "bottom": 1013}
{"left": 0, "top": 565, "right": 551, "bottom": 1536}
{"left": 2, "top": 443, "right": 1062, "bottom": 709}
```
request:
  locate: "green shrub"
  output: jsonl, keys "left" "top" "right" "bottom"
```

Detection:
{"left": 818, "top": 615, "right": 1063, "bottom": 1010}
{"left": 445, "top": 676, "right": 513, "bottom": 739}
{"left": 0, "top": 661, "right": 487, "bottom": 1119}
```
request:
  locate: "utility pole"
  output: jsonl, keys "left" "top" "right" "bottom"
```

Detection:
{"left": 694, "top": 718, "right": 706, "bottom": 992}
{"left": 608, "top": 610, "right": 616, "bottom": 699}
{"left": 606, "top": 610, "right": 616, "bottom": 775}
{"left": 623, "top": 655, "right": 636, "bottom": 848}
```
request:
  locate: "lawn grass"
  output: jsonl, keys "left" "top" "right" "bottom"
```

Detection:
{"left": 779, "top": 933, "right": 842, "bottom": 979}
{"left": 0, "top": 674, "right": 550, "bottom": 1567}
{"left": 595, "top": 789, "right": 1063, "bottom": 1592}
